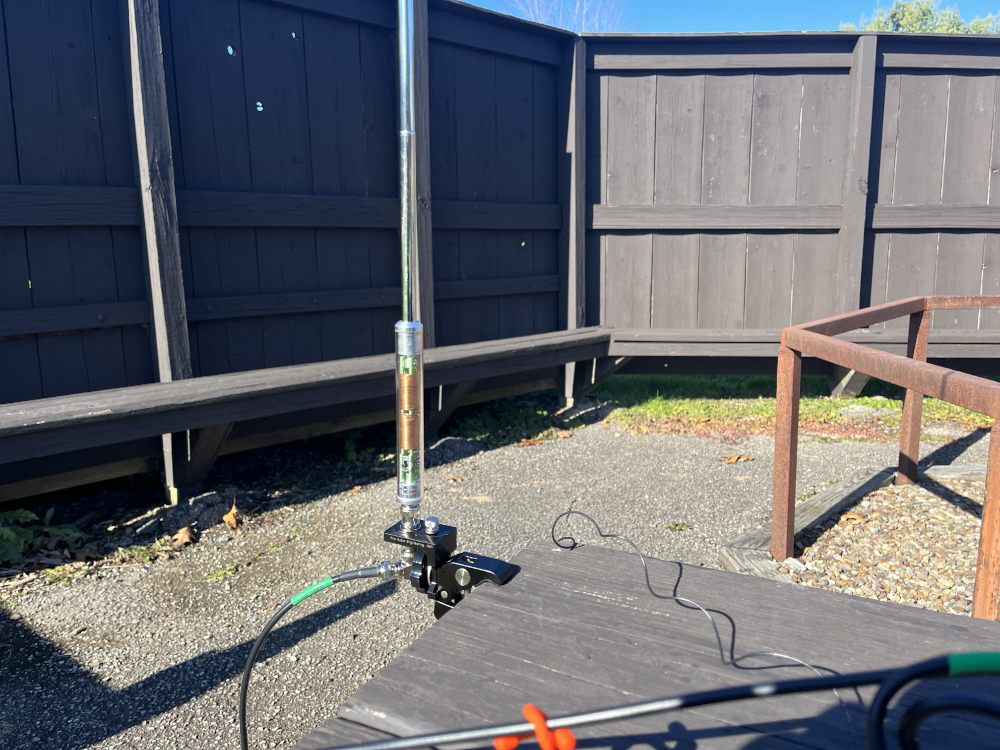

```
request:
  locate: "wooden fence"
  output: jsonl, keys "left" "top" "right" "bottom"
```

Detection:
{"left": 3, "top": 2, "right": 1000, "bottom": 499}
{"left": 587, "top": 33, "right": 1000, "bottom": 346}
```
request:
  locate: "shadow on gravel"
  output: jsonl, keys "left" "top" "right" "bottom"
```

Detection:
{"left": 919, "top": 427, "right": 990, "bottom": 470}
{"left": 0, "top": 580, "right": 397, "bottom": 749}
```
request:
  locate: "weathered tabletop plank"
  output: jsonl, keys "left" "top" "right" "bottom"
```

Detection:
{"left": 299, "top": 541, "right": 1000, "bottom": 749}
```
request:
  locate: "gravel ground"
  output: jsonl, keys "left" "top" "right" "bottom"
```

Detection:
{"left": 779, "top": 477, "right": 985, "bottom": 615}
{"left": 0, "top": 420, "right": 991, "bottom": 750}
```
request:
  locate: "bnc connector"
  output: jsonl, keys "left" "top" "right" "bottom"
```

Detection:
{"left": 377, "top": 560, "right": 412, "bottom": 580}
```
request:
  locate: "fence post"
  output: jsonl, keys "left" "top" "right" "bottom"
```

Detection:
{"left": 771, "top": 345, "right": 801, "bottom": 561}
{"left": 126, "top": 0, "right": 191, "bottom": 502}
{"left": 973, "top": 422, "right": 1000, "bottom": 620}
{"left": 559, "top": 38, "right": 587, "bottom": 408}
{"left": 897, "top": 308, "right": 930, "bottom": 484}
{"left": 837, "top": 35, "right": 877, "bottom": 314}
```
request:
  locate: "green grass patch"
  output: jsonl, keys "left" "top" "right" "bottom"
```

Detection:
{"left": 116, "top": 538, "right": 172, "bottom": 565}
{"left": 594, "top": 374, "right": 992, "bottom": 440}
{"left": 207, "top": 565, "right": 237, "bottom": 583}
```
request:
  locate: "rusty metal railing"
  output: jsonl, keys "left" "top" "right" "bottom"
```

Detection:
{"left": 772, "top": 295, "right": 1000, "bottom": 620}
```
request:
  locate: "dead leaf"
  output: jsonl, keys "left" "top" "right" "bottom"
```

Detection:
{"left": 516, "top": 439, "right": 542, "bottom": 447}
{"left": 348, "top": 485, "right": 362, "bottom": 494}
{"left": 720, "top": 454, "right": 754, "bottom": 464}
{"left": 461, "top": 495, "right": 494, "bottom": 503}
{"left": 557, "top": 430, "right": 572, "bottom": 438}
{"left": 842, "top": 511, "right": 865, "bottom": 523}
{"left": 171, "top": 526, "right": 197, "bottom": 550}
{"left": 444, "top": 475, "right": 469, "bottom": 482}
{"left": 223, "top": 499, "right": 241, "bottom": 531}
{"left": 734, "top": 475, "right": 752, "bottom": 481}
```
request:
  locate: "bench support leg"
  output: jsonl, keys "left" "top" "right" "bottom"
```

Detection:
{"left": 571, "top": 356, "right": 632, "bottom": 404}
{"left": 174, "top": 422, "right": 234, "bottom": 498}
{"left": 426, "top": 380, "right": 476, "bottom": 440}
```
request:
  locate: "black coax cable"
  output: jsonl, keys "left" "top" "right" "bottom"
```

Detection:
{"left": 240, "top": 567, "right": 383, "bottom": 750}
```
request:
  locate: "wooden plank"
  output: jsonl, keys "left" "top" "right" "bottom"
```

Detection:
{"left": 265, "top": 0, "right": 395, "bottom": 28}
{"left": 293, "top": 717, "right": 397, "bottom": 750}
{"left": 127, "top": 0, "right": 192, "bottom": 382}
{"left": 593, "top": 52, "right": 854, "bottom": 70}
{"left": 302, "top": 11, "right": 373, "bottom": 362}
{"left": 872, "top": 205, "right": 1000, "bottom": 229}
{"left": 744, "top": 234, "right": 793, "bottom": 328}
{"left": 603, "top": 234, "right": 652, "bottom": 328}
{"left": 653, "top": 74, "right": 705, "bottom": 205}
{"left": 748, "top": 73, "right": 802, "bottom": 207}
{"left": 175, "top": 421, "right": 233, "bottom": 490}
{"left": 885, "top": 74, "right": 949, "bottom": 329}
{"left": 697, "top": 233, "right": 746, "bottom": 329}
{"left": 717, "top": 546, "right": 791, "bottom": 581}
{"left": 177, "top": 191, "right": 398, "bottom": 227}
{"left": 650, "top": 234, "right": 699, "bottom": 328}
{"left": 0, "top": 186, "right": 140, "bottom": 225}
{"left": 432, "top": 201, "right": 561, "bottom": 229}
{"left": 838, "top": 36, "right": 877, "bottom": 314}
{"left": 335, "top": 541, "right": 1000, "bottom": 748}
{"left": 605, "top": 75, "right": 656, "bottom": 206}
{"left": 425, "top": 379, "right": 476, "bottom": 437}
{"left": 591, "top": 204, "right": 842, "bottom": 229}
{"left": 797, "top": 73, "right": 849, "bottom": 206}
{"left": 566, "top": 40, "right": 587, "bottom": 331}
{"left": 702, "top": 73, "right": 754, "bottom": 206}
{"left": 694, "top": 74, "right": 751, "bottom": 333}
{"left": 0, "top": 301, "right": 150, "bottom": 338}
{"left": 882, "top": 53, "right": 1000, "bottom": 70}
{"left": 438, "top": 275, "right": 561, "bottom": 301}
{"left": 427, "top": 5, "right": 563, "bottom": 66}
{"left": 414, "top": 0, "right": 436, "bottom": 345}
{"left": 532, "top": 62, "right": 559, "bottom": 336}
{"left": 792, "top": 234, "right": 841, "bottom": 324}
{"left": 0, "top": 328, "right": 612, "bottom": 463}
{"left": 455, "top": 46, "right": 498, "bottom": 345}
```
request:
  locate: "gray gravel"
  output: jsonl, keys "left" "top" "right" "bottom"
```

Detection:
{"left": 0, "top": 421, "right": 990, "bottom": 750}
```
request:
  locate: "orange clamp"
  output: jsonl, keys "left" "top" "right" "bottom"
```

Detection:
{"left": 494, "top": 704, "right": 575, "bottom": 750}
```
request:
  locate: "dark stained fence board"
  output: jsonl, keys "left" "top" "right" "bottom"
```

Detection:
{"left": 593, "top": 53, "right": 854, "bottom": 70}
{"left": 432, "top": 201, "right": 561, "bottom": 229}
{"left": 592, "top": 205, "right": 842, "bottom": 229}
{"left": 0, "top": 186, "right": 141, "bottom": 226}
{"left": 428, "top": 6, "right": 563, "bottom": 66}
{"left": 650, "top": 234, "right": 699, "bottom": 328}
{"left": 882, "top": 53, "right": 1000, "bottom": 70}
{"left": 127, "top": 0, "right": 192, "bottom": 382}
{"left": 837, "top": 36, "right": 877, "bottom": 314}
{"left": 872, "top": 205, "right": 1000, "bottom": 229}
{"left": 177, "top": 191, "right": 398, "bottom": 227}
{"left": 1, "top": 302, "right": 150, "bottom": 338}
{"left": 265, "top": 0, "right": 395, "bottom": 28}
{"left": 604, "top": 234, "right": 652, "bottom": 328}
{"left": 744, "top": 234, "right": 793, "bottom": 329}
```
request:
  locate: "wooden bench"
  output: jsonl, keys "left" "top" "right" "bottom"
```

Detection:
{"left": 0, "top": 329, "right": 609, "bottom": 502}
{"left": 296, "top": 541, "right": 1000, "bottom": 750}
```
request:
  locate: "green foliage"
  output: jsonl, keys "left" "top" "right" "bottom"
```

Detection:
{"left": 207, "top": 564, "right": 237, "bottom": 583}
{"left": 841, "top": 1, "right": 1000, "bottom": 33}
{"left": 116, "top": 538, "right": 172, "bottom": 565}
{"left": 0, "top": 509, "right": 86, "bottom": 566}
{"left": 341, "top": 429, "right": 379, "bottom": 465}
{"left": 663, "top": 522, "right": 692, "bottom": 532}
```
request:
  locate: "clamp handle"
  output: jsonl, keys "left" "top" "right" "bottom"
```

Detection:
{"left": 494, "top": 704, "right": 575, "bottom": 750}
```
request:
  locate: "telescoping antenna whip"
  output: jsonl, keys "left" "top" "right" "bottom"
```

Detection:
{"left": 382, "top": 0, "right": 516, "bottom": 618}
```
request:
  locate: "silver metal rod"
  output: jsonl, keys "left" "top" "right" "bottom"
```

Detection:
{"left": 395, "top": 0, "right": 423, "bottom": 523}
{"left": 398, "top": 0, "right": 419, "bottom": 325}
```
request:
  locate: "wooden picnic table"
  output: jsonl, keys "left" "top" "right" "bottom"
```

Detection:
{"left": 295, "top": 541, "right": 1000, "bottom": 749}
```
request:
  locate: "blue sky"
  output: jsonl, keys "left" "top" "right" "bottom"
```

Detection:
{"left": 468, "top": 1, "right": 1000, "bottom": 33}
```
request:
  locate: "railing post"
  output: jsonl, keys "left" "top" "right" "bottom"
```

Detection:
{"left": 771, "top": 346, "right": 801, "bottom": 561}
{"left": 973, "top": 422, "right": 1000, "bottom": 620}
{"left": 897, "top": 308, "right": 930, "bottom": 484}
